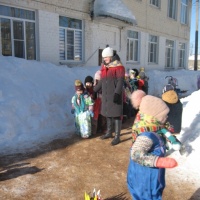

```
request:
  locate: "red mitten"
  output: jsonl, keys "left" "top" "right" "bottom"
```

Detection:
{"left": 155, "top": 157, "right": 178, "bottom": 168}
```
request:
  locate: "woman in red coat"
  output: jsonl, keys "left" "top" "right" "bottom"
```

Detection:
{"left": 94, "top": 46, "right": 125, "bottom": 145}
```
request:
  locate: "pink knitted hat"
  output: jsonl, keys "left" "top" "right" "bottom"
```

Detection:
{"left": 140, "top": 95, "right": 169, "bottom": 124}
{"left": 94, "top": 70, "right": 101, "bottom": 80}
{"left": 131, "top": 90, "right": 146, "bottom": 109}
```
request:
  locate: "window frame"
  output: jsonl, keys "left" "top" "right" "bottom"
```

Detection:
{"left": 168, "top": 0, "right": 177, "bottom": 20}
{"left": 180, "top": 0, "right": 188, "bottom": 24}
{"left": 0, "top": 5, "right": 36, "bottom": 60}
{"left": 165, "top": 39, "right": 175, "bottom": 68}
{"left": 178, "top": 42, "right": 186, "bottom": 68}
{"left": 126, "top": 30, "right": 140, "bottom": 63}
{"left": 148, "top": 34, "right": 158, "bottom": 64}
{"left": 150, "top": 0, "right": 160, "bottom": 8}
{"left": 59, "top": 16, "right": 83, "bottom": 62}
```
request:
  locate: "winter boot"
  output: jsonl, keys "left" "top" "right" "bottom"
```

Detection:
{"left": 91, "top": 119, "right": 98, "bottom": 135}
{"left": 111, "top": 118, "right": 121, "bottom": 145}
{"left": 101, "top": 117, "right": 112, "bottom": 139}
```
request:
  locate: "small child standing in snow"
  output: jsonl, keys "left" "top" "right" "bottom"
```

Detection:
{"left": 129, "top": 69, "right": 138, "bottom": 92}
{"left": 137, "top": 67, "right": 149, "bottom": 94}
{"left": 131, "top": 90, "right": 182, "bottom": 152}
{"left": 127, "top": 91, "right": 178, "bottom": 199}
{"left": 123, "top": 72, "right": 132, "bottom": 120}
{"left": 84, "top": 75, "right": 95, "bottom": 100}
{"left": 162, "top": 84, "right": 185, "bottom": 154}
{"left": 84, "top": 75, "right": 98, "bottom": 135}
{"left": 71, "top": 80, "right": 94, "bottom": 138}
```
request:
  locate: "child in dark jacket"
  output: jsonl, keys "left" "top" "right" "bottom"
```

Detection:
{"left": 129, "top": 69, "right": 138, "bottom": 92}
{"left": 123, "top": 72, "right": 132, "bottom": 121}
{"left": 162, "top": 85, "right": 185, "bottom": 154}
{"left": 162, "top": 84, "right": 183, "bottom": 134}
{"left": 84, "top": 75, "right": 95, "bottom": 100}
{"left": 137, "top": 67, "right": 149, "bottom": 94}
{"left": 84, "top": 75, "right": 97, "bottom": 135}
{"left": 127, "top": 91, "right": 178, "bottom": 200}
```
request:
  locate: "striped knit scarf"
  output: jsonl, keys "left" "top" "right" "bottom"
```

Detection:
{"left": 132, "top": 112, "right": 165, "bottom": 143}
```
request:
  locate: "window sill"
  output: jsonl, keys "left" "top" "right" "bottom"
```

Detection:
{"left": 167, "top": 17, "right": 177, "bottom": 22}
{"left": 149, "top": 4, "right": 161, "bottom": 10}
{"left": 148, "top": 62, "right": 158, "bottom": 65}
{"left": 126, "top": 61, "right": 140, "bottom": 65}
{"left": 164, "top": 67, "right": 175, "bottom": 71}
{"left": 59, "top": 60, "right": 84, "bottom": 67}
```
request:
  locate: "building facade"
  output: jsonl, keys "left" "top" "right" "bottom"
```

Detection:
{"left": 0, "top": 0, "right": 192, "bottom": 70}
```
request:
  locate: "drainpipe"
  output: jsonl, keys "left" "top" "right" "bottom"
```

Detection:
{"left": 194, "top": 0, "right": 199, "bottom": 71}
{"left": 119, "top": 27, "right": 123, "bottom": 52}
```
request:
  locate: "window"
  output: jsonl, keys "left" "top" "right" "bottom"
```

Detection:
{"left": 0, "top": 5, "right": 36, "bottom": 60}
{"left": 59, "top": 16, "right": 83, "bottom": 61}
{"left": 148, "top": 35, "right": 158, "bottom": 64}
{"left": 150, "top": 0, "right": 160, "bottom": 8}
{"left": 165, "top": 39, "right": 175, "bottom": 68}
{"left": 178, "top": 42, "right": 186, "bottom": 68}
{"left": 168, "top": 0, "right": 177, "bottom": 19}
{"left": 126, "top": 30, "right": 139, "bottom": 62}
{"left": 181, "top": 0, "right": 188, "bottom": 24}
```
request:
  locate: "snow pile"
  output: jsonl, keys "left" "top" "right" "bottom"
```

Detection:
{"left": 0, "top": 56, "right": 98, "bottom": 154}
{"left": 0, "top": 55, "right": 200, "bottom": 157}
{"left": 93, "top": 0, "right": 137, "bottom": 25}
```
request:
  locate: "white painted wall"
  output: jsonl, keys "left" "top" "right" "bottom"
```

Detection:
{"left": 37, "top": 10, "right": 59, "bottom": 65}
{"left": 84, "top": 21, "right": 120, "bottom": 67}
{"left": 0, "top": 0, "right": 191, "bottom": 71}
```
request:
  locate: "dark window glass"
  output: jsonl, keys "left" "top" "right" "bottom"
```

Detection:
{"left": 0, "top": 5, "right": 35, "bottom": 20}
{"left": 26, "top": 22, "right": 36, "bottom": 60}
{"left": 14, "top": 40, "right": 24, "bottom": 58}
{"left": 1, "top": 18, "right": 12, "bottom": 56}
{"left": 59, "top": 16, "right": 82, "bottom": 29}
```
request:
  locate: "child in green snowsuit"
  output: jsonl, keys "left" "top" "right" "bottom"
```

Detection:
{"left": 71, "top": 80, "right": 94, "bottom": 138}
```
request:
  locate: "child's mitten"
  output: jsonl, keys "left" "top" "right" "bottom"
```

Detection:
{"left": 89, "top": 110, "right": 94, "bottom": 117}
{"left": 113, "top": 93, "right": 121, "bottom": 104}
{"left": 155, "top": 157, "right": 178, "bottom": 168}
{"left": 71, "top": 109, "right": 75, "bottom": 114}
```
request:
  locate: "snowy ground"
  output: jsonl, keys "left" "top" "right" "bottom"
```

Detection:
{"left": 0, "top": 55, "right": 200, "bottom": 193}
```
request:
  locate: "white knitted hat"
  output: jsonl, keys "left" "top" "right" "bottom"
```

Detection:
{"left": 102, "top": 47, "right": 113, "bottom": 58}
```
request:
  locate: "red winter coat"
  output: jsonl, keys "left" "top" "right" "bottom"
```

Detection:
{"left": 94, "top": 61, "right": 125, "bottom": 117}
{"left": 137, "top": 79, "right": 144, "bottom": 90}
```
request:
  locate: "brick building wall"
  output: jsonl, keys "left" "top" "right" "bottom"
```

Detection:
{"left": 37, "top": 10, "right": 59, "bottom": 65}
{"left": 0, "top": 0, "right": 192, "bottom": 70}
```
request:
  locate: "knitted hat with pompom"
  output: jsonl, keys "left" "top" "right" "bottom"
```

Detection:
{"left": 74, "top": 79, "right": 84, "bottom": 91}
{"left": 140, "top": 95, "right": 169, "bottom": 124}
{"left": 131, "top": 90, "right": 146, "bottom": 110}
{"left": 102, "top": 47, "right": 113, "bottom": 58}
{"left": 162, "top": 84, "right": 178, "bottom": 104}
{"left": 94, "top": 70, "right": 101, "bottom": 81}
{"left": 162, "top": 90, "right": 178, "bottom": 104}
{"left": 84, "top": 76, "right": 94, "bottom": 86}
